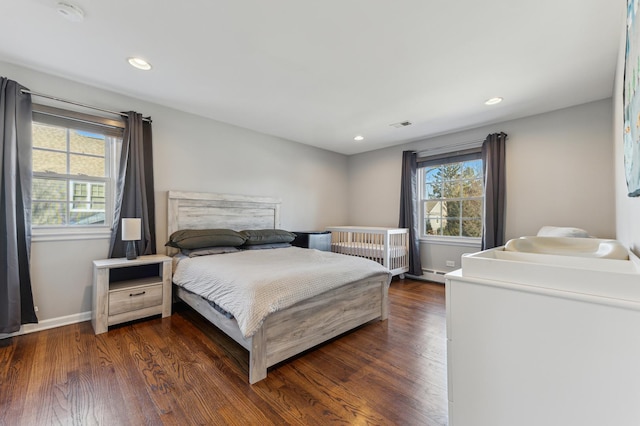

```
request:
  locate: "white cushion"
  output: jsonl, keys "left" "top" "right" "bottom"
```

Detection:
{"left": 537, "top": 226, "right": 590, "bottom": 238}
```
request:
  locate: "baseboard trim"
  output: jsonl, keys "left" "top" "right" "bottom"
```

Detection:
{"left": 415, "top": 269, "right": 447, "bottom": 284}
{"left": 0, "top": 311, "right": 91, "bottom": 340}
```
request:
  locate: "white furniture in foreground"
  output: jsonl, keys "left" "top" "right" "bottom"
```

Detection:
{"left": 326, "top": 226, "right": 409, "bottom": 277}
{"left": 92, "top": 254, "right": 172, "bottom": 334}
{"left": 445, "top": 244, "right": 640, "bottom": 426}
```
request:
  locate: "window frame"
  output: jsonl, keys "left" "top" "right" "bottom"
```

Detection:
{"left": 31, "top": 104, "right": 124, "bottom": 241}
{"left": 418, "top": 148, "right": 484, "bottom": 244}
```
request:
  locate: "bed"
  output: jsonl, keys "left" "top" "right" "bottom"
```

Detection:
{"left": 325, "top": 226, "right": 410, "bottom": 278}
{"left": 167, "top": 191, "right": 392, "bottom": 384}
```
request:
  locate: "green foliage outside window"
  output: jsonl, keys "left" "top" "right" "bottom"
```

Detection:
{"left": 423, "top": 159, "right": 483, "bottom": 238}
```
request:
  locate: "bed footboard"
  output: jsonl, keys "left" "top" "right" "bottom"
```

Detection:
{"left": 175, "top": 275, "right": 390, "bottom": 384}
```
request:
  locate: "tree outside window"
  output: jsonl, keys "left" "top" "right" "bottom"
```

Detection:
{"left": 422, "top": 159, "right": 483, "bottom": 238}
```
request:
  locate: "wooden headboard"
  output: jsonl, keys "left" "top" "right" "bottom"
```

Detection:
{"left": 167, "top": 191, "right": 282, "bottom": 255}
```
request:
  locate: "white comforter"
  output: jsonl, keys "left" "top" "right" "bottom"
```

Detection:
{"left": 172, "top": 247, "right": 391, "bottom": 338}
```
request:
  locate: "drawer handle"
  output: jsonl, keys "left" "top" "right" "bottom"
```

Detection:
{"left": 129, "top": 291, "right": 146, "bottom": 297}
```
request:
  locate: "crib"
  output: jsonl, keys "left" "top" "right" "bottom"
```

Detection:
{"left": 325, "top": 226, "right": 410, "bottom": 278}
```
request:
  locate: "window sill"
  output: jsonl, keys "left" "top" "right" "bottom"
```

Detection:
{"left": 32, "top": 226, "right": 112, "bottom": 242}
{"left": 420, "top": 236, "right": 482, "bottom": 248}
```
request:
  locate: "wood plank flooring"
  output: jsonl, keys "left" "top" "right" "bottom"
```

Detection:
{"left": 0, "top": 279, "right": 448, "bottom": 425}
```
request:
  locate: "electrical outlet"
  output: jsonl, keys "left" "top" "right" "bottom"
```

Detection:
{"left": 34, "top": 306, "right": 39, "bottom": 312}
{"left": 446, "top": 260, "right": 455, "bottom": 267}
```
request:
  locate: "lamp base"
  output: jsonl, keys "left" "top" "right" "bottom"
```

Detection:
{"left": 125, "top": 241, "right": 138, "bottom": 260}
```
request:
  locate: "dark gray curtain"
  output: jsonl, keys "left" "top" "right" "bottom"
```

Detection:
{"left": 109, "top": 112, "right": 156, "bottom": 258}
{"left": 0, "top": 78, "right": 38, "bottom": 333}
{"left": 399, "top": 151, "right": 423, "bottom": 275}
{"left": 481, "top": 132, "right": 507, "bottom": 250}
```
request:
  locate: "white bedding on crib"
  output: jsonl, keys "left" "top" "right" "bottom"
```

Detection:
{"left": 172, "top": 246, "right": 391, "bottom": 338}
{"left": 331, "top": 242, "right": 408, "bottom": 258}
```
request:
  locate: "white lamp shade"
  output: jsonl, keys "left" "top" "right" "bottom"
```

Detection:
{"left": 121, "top": 218, "right": 141, "bottom": 241}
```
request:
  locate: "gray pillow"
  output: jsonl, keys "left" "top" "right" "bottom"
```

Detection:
{"left": 182, "top": 246, "right": 241, "bottom": 257}
{"left": 240, "top": 229, "right": 296, "bottom": 245}
{"left": 241, "top": 243, "right": 292, "bottom": 250}
{"left": 166, "top": 229, "right": 247, "bottom": 249}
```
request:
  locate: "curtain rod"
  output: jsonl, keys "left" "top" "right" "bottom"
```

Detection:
{"left": 20, "top": 89, "right": 152, "bottom": 123}
{"left": 415, "top": 138, "right": 484, "bottom": 157}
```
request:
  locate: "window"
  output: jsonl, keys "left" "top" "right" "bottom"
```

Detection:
{"left": 419, "top": 154, "right": 484, "bottom": 239}
{"left": 31, "top": 105, "right": 123, "bottom": 231}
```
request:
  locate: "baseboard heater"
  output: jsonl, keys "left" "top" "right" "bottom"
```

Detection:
{"left": 420, "top": 268, "right": 447, "bottom": 283}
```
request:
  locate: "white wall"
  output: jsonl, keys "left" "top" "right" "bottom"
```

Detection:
{"left": 614, "top": 13, "right": 640, "bottom": 255}
{"left": 0, "top": 60, "right": 349, "bottom": 323}
{"left": 348, "top": 99, "right": 615, "bottom": 276}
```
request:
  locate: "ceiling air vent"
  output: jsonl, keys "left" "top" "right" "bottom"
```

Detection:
{"left": 390, "top": 121, "right": 412, "bottom": 128}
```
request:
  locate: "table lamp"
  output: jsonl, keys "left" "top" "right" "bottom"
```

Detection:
{"left": 122, "top": 218, "right": 141, "bottom": 260}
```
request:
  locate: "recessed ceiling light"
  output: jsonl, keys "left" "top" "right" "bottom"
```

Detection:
{"left": 56, "top": 2, "right": 85, "bottom": 22}
{"left": 354, "top": 135, "right": 364, "bottom": 141}
{"left": 127, "top": 57, "right": 152, "bottom": 71}
{"left": 484, "top": 97, "right": 503, "bottom": 105}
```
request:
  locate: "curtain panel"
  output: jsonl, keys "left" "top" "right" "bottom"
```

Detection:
{"left": 399, "top": 151, "right": 423, "bottom": 275}
{"left": 481, "top": 132, "right": 507, "bottom": 250}
{"left": 0, "top": 77, "right": 38, "bottom": 333}
{"left": 109, "top": 112, "right": 156, "bottom": 258}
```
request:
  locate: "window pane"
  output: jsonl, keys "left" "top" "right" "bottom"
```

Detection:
{"left": 426, "top": 217, "right": 443, "bottom": 235}
{"left": 73, "top": 182, "right": 88, "bottom": 198}
{"left": 33, "top": 149, "right": 67, "bottom": 174}
{"left": 70, "top": 154, "right": 105, "bottom": 177}
{"left": 462, "top": 178, "right": 483, "bottom": 197}
{"left": 33, "top": 123, "right": 66, "bottom": 151}
{"left": 71, "top": 182, "right": 89, "bottom": 210}
{"left": 90, "top": 201, "right": 106, "bottom": 211}
{"left": 91, "top": 184, "right": 106, "bottom": 206}
{"left": 425, "top": 201, "right": 443, "bottom": 235}
{"left": 32, "top": 202, "right": 67, "bottom": 225}
{"left": 70, "top": 210, "right": 105, "bottom": 225}
{"left": 424, "top": 167, "right": 439, "bottom": 184}
{"left": 462, "top": 219, "right": 482, "bottom": 237}
{"left": 442, "top": 181, "right": 461, "bottom": 198}
{"left": 70, "top": 131, "right": 105, "bottom": 155}
{"left": 440, "top": 163, "right": 461, "bottom": 182}
{"left": 33, "top": 178, "right": 67, "bottom": 201}
{"left": 443, "top": 200, "right": 461, "bottom": 236}
{"left": 443, "top": 218, "right": 460, "bottom": 236}
{"left": 444, "top": 200, "right": 460, "bottom": 218}
{"left": 426, "top": 200, "right": 441, "bottom": 216}
{"left": 462, "top": 199, "right": 482, "bottom": 218}
{"left": 425, "top": 182, "right": 439, "bottom": 198}
{"left": 463, "top": 159, "right": 483, "bottom": 178}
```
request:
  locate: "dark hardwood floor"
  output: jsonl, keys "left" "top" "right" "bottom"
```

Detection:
{"left": 0, "top": 279, "right": 448, "bottom": 425}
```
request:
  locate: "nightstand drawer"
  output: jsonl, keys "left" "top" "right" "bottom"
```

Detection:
{"left": 109, "top": 283, "right": 163, "bottom": 316}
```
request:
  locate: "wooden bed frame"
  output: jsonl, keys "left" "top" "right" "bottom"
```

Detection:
{"left": 167, "top": 191, "right": 390, "bottom": 384}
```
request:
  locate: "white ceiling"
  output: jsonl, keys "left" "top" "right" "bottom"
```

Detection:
{"left": 0, "top": 0, "right": 625, "bottom": 155}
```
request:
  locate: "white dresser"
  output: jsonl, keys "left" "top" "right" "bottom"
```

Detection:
{"left": 445, "top": 247, "right": 640, "bottom": 426}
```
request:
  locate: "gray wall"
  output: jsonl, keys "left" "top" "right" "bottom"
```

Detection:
{"left": 1, "top": 57, "right": 618, "bottom": 323}
{"left": 347, "top": 99, "right": 615, "bottom": 277}
{"left": 0, "top": 60, "right": 349, "bottom": 322}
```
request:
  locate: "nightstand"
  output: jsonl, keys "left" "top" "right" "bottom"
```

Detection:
{"left": 291, "top": 231, "right": 331, "bottom": 251}
{"left": 92, "top": 254, "right": 172, "bottom": 334}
